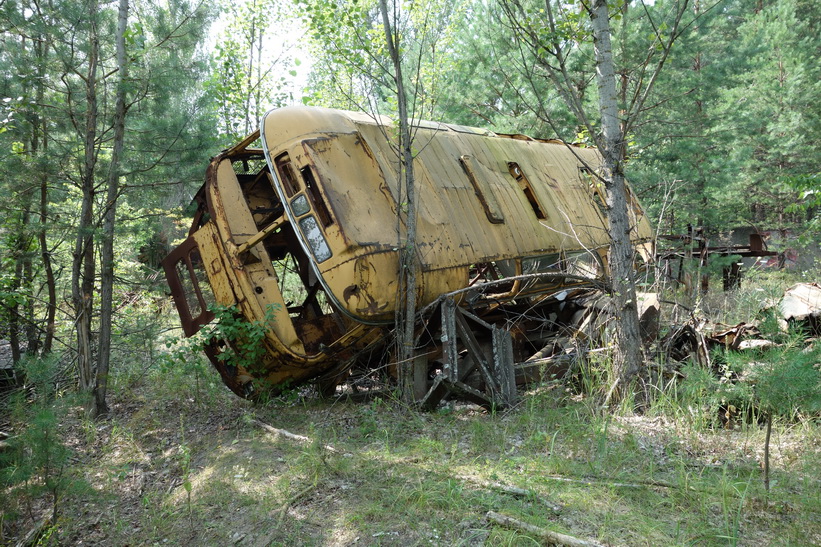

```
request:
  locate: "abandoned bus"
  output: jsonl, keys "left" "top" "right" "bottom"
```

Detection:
{"left": 163, "top": 106, "right": 653, "bottom": 400}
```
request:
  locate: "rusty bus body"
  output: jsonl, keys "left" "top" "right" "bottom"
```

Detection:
{"left": 163, "top": 106, "right": 653, "bottom": 400}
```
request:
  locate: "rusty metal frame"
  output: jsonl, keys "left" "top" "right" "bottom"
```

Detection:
{"left": 657, "top": 226, "right": 779, "bottom": 290}
{"left": 161, "top": 235, "right": 215, "bottom": 337}
{"left": 163, "top": 106, "right": 657, "bottom": 403}
{"left": 419, "top": 297, "right": 518, "bottom": 410}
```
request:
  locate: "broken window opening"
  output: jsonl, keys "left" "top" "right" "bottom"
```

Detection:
{"left": 301, "top": 166, "right": 334, "bottom": 228}
{"left": 508, "top": 162, "right": 546, "bottom": 220}
{"left": 269, "top": 229, "right": 343, "bottom": 354}
{"left": 274, "top": 253, "right": 309, "bottom": 316}
{"left": 174, "top": 248, "right": 215, "bottom": 321}
{"left": 231, "top": 155, "right": 268, "bottom": 177}
{"left": 517, "top": 251, "right": 602, "bottom": 295}
{"left": 467, "top": 260, "right": 518, "bottom": 298}
{"left": 189, "top": 249, "right": 215, "bottom": 308}
{"left": 233, "top": 154, "right": 285, "bottom": 232}
{"left": 580, "top": 166, "right": 608, "bottom": 219}
{"left": 469, "top": 262, "right": 500, "bottom": 286}
{"left": 269, "top": 228, "right": 332, "bottom": 319}
{"left": 175, "top": 258, "right": 201, "bottom": 318}
{"left": 564, "top": 250, "right": 603, "bottom": 278}
{"left": 299, "top": 281, "right": 336, "bottom": 320}
{"left": 275, "top": 153, "right": 301, "bottom": 197}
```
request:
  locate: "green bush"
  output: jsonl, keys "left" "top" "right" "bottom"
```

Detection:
{"left": 1, "top": 356, "right": 89, "bottom": 530}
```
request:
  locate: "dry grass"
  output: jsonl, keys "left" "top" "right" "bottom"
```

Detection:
{"left": 3, "top": 374, "right": 818, "bottom": 546}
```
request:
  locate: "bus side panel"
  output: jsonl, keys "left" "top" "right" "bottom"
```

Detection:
{"left": 192, "top": 222, "right": 238, "bottom": 310}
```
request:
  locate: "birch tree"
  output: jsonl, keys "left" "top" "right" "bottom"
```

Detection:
{"left": 301, "top": 0, "right": 459, "bottom": 400}
{"left": 499, "top": 0, "right": 693, "bottom": 399}
{"left": 206, "top": 0, "right": 299, "bottom": 142}
{"left": 589, "top": 0, "right": 644, "bottom": 395}
{"left": 376, "top": 0, "right": 418, "bottom": 401}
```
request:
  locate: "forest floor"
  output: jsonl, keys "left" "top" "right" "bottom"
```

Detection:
{"left": 3, "top": 369, "right": 819, "bottom": 546}
{"left": 3, "top": 273, "right": 821, "bottom": 545}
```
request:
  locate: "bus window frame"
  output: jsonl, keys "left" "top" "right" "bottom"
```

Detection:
{"left": 162, "top": 235, "right": 216, "bottom": 336}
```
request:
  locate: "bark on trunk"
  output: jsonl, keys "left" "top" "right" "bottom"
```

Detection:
{"left": 591, "top": 0, "right": 644, "bottom": 395}
{"left": 72, "top": 2, "right": 100, "bottom": 398}
{"left": 379, "top": 0, "right": 419, "bottom": 403}
{"left": 39, "top": 169, "right": 56, "bottom": 354}
{"left": 95, "top": 0, "right": 129, "bottom": 418}
{"left": 23, "top": 236, "right": 37, "bottom": 355}
{"left": 34, "top": 34, "right": 57, "bottom": 355}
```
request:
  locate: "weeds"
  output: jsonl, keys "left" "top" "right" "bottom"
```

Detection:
{"left": 178, "top": 417, "right": 194, "bottom": 533}
{"left": 717, "top": 470, "right": 754, "bottom": 546}
{"left": 0, "top": 356, "right": 89, "bottom": 540}
{"left": 3, "top": 273, "right": 820, "bottom": 545}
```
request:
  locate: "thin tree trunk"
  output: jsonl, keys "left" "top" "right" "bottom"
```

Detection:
{"left": 244, "top": 0, "right": 257, "bottom": 136}
{"left": 23, "top": 34, "right": 47, "bottom": 357}
{"left": 618, "top": 0, "right": 629, "bottom": 157}
{"left": 39, "top": 162, "right": 56, "bottom": 354}
{"left": 764, "top": 412, "right": 772, "bottom": 492}
{"left": 95, "top": 0, "right": 129, "bottom": 417}
{"left": 379, "top": 0, "right": 419, "bottom": 403}
{"left": 9, "top": 215, "right": 26, "bottom": 363}
{"left": 23, "top": 239, "right": 37, "bottom": 355}
{"left": 73, "top": 0, "right": 99, "bottom": 396}
{"left": 591, "top": 0, "right": 644, "bottom": 396}
{"left": 30, "top": 26, "right": 57, "bottom": 355}
{"left": 691, "top": 1, "right": 709, "bottom": 240}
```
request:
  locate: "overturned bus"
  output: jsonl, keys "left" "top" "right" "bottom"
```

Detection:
{"left": 162, "top": 106, "right": 653, "bottom": 403}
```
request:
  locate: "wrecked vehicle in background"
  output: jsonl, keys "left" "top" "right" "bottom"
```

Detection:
{"left": 162, "top": 106, "right": 654, "bottom": 406}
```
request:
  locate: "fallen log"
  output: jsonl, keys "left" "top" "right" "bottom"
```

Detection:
{"left": 457, "top": 475, "right": 562, "bottom": 512}
{"left": 252, "top": 419, "right": 338, "bottom": 453}
{"left": 541, "top": 474, "right": 679, "bottom": 490}
{"left": 486, "top": 511, "right": 605, "bottom": 547}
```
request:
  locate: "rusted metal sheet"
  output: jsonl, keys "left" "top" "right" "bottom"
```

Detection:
{"left": 163, "top": 106, "right": 655, "bottom": 402}
{"left": 778, "top": 283, "right": 821, "bottom": 333}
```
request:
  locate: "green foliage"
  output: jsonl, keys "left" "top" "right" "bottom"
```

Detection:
{"left": 632, "top": 0, "right": 821, "bottom": 234}
{"left": 1, "top": 406, "right": 71, "bottom": 514}
{"left": 0, "top": 357, "right": 89, "bottom": 526}
{"left": 203, "top": 303, "right": 281, "bottom": 376}
{"left": 204, "top": 0, "right": 299, "bottom": 142}
{"left": 748, "top": 341, "right": 821, "bottom": 418}
{"left": 162, "top": 303, "right": 281, "bottom": 396}
{"left": 675, "top": 360, "right": 752, "bottom": 430}
{"left": 0, "top": 0, "right": 216, "bottom": 395}
{"left": 673, "top": 322, "right": 821, "bottom": 432}
{"left": 3, "top": 345, "right": 821, "bottom": 544}
{"left": 300, "top": 0, "right": 463, "bottom": 120}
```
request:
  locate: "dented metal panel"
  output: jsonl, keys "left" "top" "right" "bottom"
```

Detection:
{"left": 164, "top": 105, "right": 654, "bottom": 399}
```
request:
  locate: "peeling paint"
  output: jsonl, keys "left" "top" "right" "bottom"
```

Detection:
{"left": 163, "top": 106, "right": 653, "bottom": 400}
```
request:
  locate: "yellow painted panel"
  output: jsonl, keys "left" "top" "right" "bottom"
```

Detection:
{"left": 207, "top": 158, "right": 304, "bottom": 354}
{"left": 260, "top": 106, "right": 654, "bottom": 323}
{"left": 192, "top": 222, "right": 236, "bottom": 307}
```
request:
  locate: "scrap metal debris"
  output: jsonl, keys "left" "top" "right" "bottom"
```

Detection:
{"left": 777, "top": 282, "right": 821, "bottom": 334}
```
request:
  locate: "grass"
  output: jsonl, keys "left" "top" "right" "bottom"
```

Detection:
{"left": 2, "top": 270, "right": 820, "bottom": 545}
{"left": 1, "top": 374, "right": 819, "bottom": 545}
